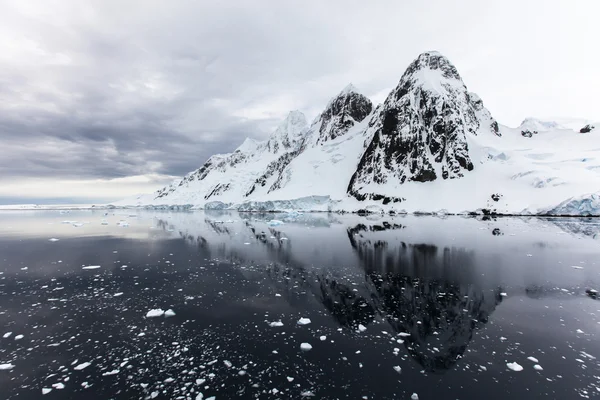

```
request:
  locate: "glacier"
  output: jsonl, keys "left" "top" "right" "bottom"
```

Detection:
{"left": 113, "top": 51, "right": 600, "bottom": 216}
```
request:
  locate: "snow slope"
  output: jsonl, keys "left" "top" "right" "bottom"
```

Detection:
{"left": 114, "top": 51, "right": 600, "bottom": 216}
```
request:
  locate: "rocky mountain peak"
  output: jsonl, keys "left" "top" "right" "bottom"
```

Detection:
{"left": 265, "top": 110, "right": 309, "bottom": 154}
{"left": 312, "top": 84, "right": 373, "bottom": 145}
{"left": 348, "top": 51, "right": 500, "bottom": 202}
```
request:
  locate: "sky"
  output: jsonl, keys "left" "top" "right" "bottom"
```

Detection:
{"left": 0, "top": 0, "right": 598, "bottom": 204}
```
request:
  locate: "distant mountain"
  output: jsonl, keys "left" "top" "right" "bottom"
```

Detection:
{"left": 114, "top": 51, "right": 600, "bottom": 216}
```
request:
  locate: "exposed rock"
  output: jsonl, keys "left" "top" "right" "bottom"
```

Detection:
{"left": 580, "top": 124, "right": 595, "bottom": 133}
{"left": 348, "top": 51, "right": 499, "bottom": 201}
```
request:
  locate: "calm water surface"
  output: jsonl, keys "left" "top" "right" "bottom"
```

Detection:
{"left": 0, "top": 210, "right": 599, "bottom": 399}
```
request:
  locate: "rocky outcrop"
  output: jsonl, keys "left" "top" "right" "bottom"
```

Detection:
{"left": 580, "top": 124, "right": 595, "bottom": 133}
{"left": 313, "top": 84, "right": 373, "bottom": 145}
{"left": 348, "top": 51, "right": 500, "bottom": 201}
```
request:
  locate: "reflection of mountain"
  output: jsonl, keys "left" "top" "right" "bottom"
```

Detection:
{"left": 344, "top": 223, "right": 503, "bottom": 373}
{"left": 155, "top": 213, "right": 504, "bottom": 373}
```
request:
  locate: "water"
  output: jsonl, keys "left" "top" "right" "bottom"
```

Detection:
{"left": 0, "top": 210, "right": 599, "bottom": 399}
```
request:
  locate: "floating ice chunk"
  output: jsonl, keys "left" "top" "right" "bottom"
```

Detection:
{"left": 571, "top": 265, "right": 584, "bottom": 269}
{"left": 267, "top": 220, "right": 284, "bottom": 226}
{"left": 195, "top": 393, "right": 204, "bottom": 400}
{"left": 500, "top": 292, "right": 507, "bottom": 297}
{"left": 224, "top": 360, "right": 232, "bottom": 368}
{"left": 3, "top": 332, "right": 12, "bottom": 338}
{"left": 146, "top": 309, "right": 165, "bottom": 318}
{"left": 52, "top": 383, "right": 65, "bottom": 389}
{"left": 527, "top": 356, "right": 539, "bottom": 363}
{"left": 506, "top": 362, "right": 523, "bottom": 371}
{"left": 113, "top": 293, "right": 123, "bottom": 297}
{"left": 82, "top": 265, "right": 101, "bottom": 270}
{"left": 42, "top": 388, "right": 52, "bottom": 394}
{"left": 151, "top": 392, "right": 159, "bottom": 399}
{"left": 297, "top": 318, "right": 311, "bottom": 326}
{"left": 102, "top": 369, "right": 119, "bottom": 376}
{"left": 533, "top": 364, "right": 543, "bottom": 371}
{"left": 411, "top": 394, "right": 419, "bottom": 400}
{"left": 393, "top": 366, "right": 402, "bottom": 374}
{"left": 74, "top": 362, "right": 91, "bottom": 371}
{"left": 48, "top": 238, "right": 60, "bottom": 242}
{"left": 300, "top": 391, "right": 315, "bottom": 397}
{"left": 398, "top": 332, "right": 411, "bottom": 337}
{"left": 319, "top": 336, "right": 326, "bottom": 341}
{"left": 287, "top": 376, "right": 294, "bottom": 382}
{"left": 576, "top": 329, "right": 584, "bottom": 334}
{"left": 357, "top": 324, "right": 367, "bottom": 332}
{"left": 164, "top": 377, "right": 174, "bottom": 383}
{"left": 206, "top": 397, "right": 216, "bottom": 400}
{"left": 0, "top": 363, "right": 15, "bottom": 370}
{"left": 164, "top": 309, "right": 176, "bottom": 318}
{"left": 238, "top": 370, "right": 246, "bottom": 376}
{"left": 196, "top": 379, "right": 206, "bottom": 385}
{"left": 300, "top": 343, "right": 313, "bottom": 351}
{"left": 14, "top": 335, "right": 23, "bottom": 340}
{"left": 269, "top": 321, "right": 284, "bottom": 327}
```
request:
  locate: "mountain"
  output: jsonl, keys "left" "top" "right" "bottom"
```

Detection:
{"left": 348, "top": 51, "right": 499, "bottom": 202}
{"left": 114, "top": 51, "right": 600, "bottom": 216}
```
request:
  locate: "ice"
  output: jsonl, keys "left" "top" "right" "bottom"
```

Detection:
{"left": 319, "top": 335, "right": 326, "bottom": 341}
{"left": 206, "top": 397, "right": 216, "bottom": 400}
{"left": 0, "top": 363, "right": 15, "bottom": 370}
{"left": 411, "top": 394, "right": 419, "bottom": 400}
{"left": 52, "top": 383, "right": 65, "bottom": 389}
{"left": 398, "top": 332, "right": 411, "bottom": 337}
{"left": 42, "top": 388, "right": 52, "bottom": 395}
{"left": 287, "top": 376, "right": 294, "bottom": 382}
{"left": 500, "top": 292, "right": 507, "bottom": 297}
{"left": 269, "top": 321, "right": 284, "bottom": 327}
{"left": 506, "top": 362, "right": 523, "bottom": 371}
{"left": 102, "top": 369, "right": 119, "bottom": 376}
{"left": 3, "top": 332, "right": 12, "bottom": 338}
{"left": 571, "top": 265, "right": 583, "bottom": 269}
{"left": 82, "top": 265, "right": 101, "bottom": 270}
{"left": 576, "top": 329, "right": 584, "bottom": 334}
{"left": 74, "top": 362, "right": 91, "bottom": 371}
{"left": 300, "top": 391, "right": 315, "bottom": 397}
{"left": 527, "top": 356, "right": 539, "bottom": 363}
{"left": 14, "top": 335, "right": 23, "bottom": 340}
{"left": 224, "top": 360, "right": 232, "bottom": 368}
{"left": 164, "top": 309, "right": 176, "bottom": 317}
{"left": 300, "top": 343, "right": 313, "bottom": 351}
{"left": 48, "top": 238, "right": 60, "bottom": 242}
{"left": 195, "top": 394, "right": 204, "bottom": 400}
{"left": 534, "top": 364, "right": 543, "bottom": 371}
{"left": 393, "top": 366, "right": 402, "bottom": 374}
{"left": 267, "top": 219, "right": 284, "bottom": 226}
{"left": 297, "top": 318, "right": 311, "bottom": 325}
{"left": 357, "top": 324, "right": 367, "bottom": 332}
{"left": 146, "top": 309, "right": 165, "bottom": 318}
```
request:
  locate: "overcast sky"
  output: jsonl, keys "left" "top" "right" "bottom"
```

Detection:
{"left": 0, "top": 0, "right": 598, "bottom": 204}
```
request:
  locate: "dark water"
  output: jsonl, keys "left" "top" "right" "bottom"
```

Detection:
{"left": 0, "top": 211, "right": 599, "bottom": 400}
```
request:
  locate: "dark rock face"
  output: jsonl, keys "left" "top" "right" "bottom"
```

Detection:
{"left": 580, "top": 124, "right": 595, "bottom": 133}
{"left": 348, "top": 51, "right": 499, "bottom": 201}
{"left": 245, "top": 147, "right": 304, "bottom": 197}
{"left": 314, "top": 86, "right": 373, "bottom": 145}
{"left": 521, "top": 129, "right": 538, "bottom": 138}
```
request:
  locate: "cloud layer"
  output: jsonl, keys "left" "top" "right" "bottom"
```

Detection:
{"left": 0, "top": 0, "right": 598, "bottom": 202}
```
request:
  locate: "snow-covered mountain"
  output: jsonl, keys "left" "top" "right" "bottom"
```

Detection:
{"left": 115, "top": 51, "right": 600, "bottom": 216}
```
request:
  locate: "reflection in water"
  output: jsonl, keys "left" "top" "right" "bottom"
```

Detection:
{"left": 157, "top": 213, "right": 505, "bottom": 374}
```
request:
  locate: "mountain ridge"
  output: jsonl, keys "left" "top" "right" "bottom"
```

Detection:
{"left": 115, "top": 51, "right": 600, "bottom": 216}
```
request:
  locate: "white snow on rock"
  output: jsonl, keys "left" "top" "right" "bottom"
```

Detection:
{"left": 506, "top": 362, "right": 523, "bottom": 371}
{"left": 0, "top": 363, "right": 15, "bottom": 370}
{"left": 300, "top": 343, "right": 313, "bottom": 351}
{"left": 82, "top": 265, "right": 101, "bottom": 270}
{"left": 74, "top": 362, "right": 91, "bottom": 371}
{"left": 297, "top": 318, "right": 311, "bottom": 326}
{"left": 146, "top": 309, "right": 165, "bottom": 318}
